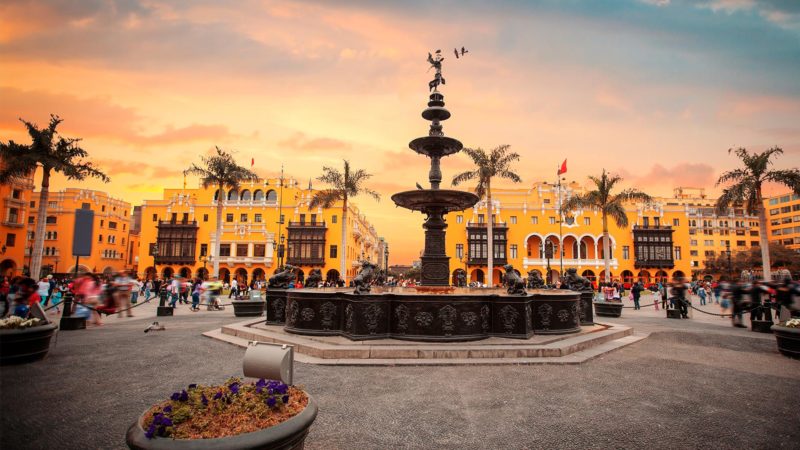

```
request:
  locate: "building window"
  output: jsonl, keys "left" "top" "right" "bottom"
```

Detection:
{"left": 27, "top": 216, "right": 34, "bottom": 224}
{"left": 226, "top": 214, "right": 234, "bottom": 222}
{"left": 736, "top": 240, "right": 746, "bottom": 247}
{"left": 510, "top": 216, "right": 517, "bottom": 224}
{"left": 30, "top": 201, "right": 35, "bottom": 208}
{"left": 583, "top": 217, "right": 590, "bottom": 226}
{"left": 152, "top": 214, "right": 158, "bottom": 221}
{"left": 478, "top": 214, "right": 485, "bottom": 224}
{"left": 102, "top": 205, "right": 106, "bottom": 212}
{"left": 98, "top": 235, "right": 103, "bottom": 242}
{"left": 48, "top": 201, "right": 57, "bottom": 208}
{"left": 108, "top": 221, "right": 117, "bottom": 229}
{"left": 622, "top": 246, "right": 630, "bottom": 260}
{"left": 672, "top": 218, "right": 679, "bottom": 226}
{"left": 332, "top": 215, "right": 337, "bottom": 224}
{"left": 330, "top": 245, "right": 338, "bottom": 258}
{"left": 690, "top": 250, "right": 698, "bottom": 257}
{"left": 240, "top": 213, "right": 248, "bottom": 222}
{"left": 7, "top": 208, "right": 19, "bottom": 224}
{"left": 531, "top": 216, "right": 538, "bottom": 224}
{"left": 549, "top": 217, "right": 555, "bottom": 225}
{"left": 253, "top": 244, "right": 266, "bottom": 257}
{"left": 200, "top": 244, "right": 208, "bottom": 257}
{"left": 203, "top": 214, "right": 209, "bottom": 222}
{"left": 675, "top": 246, "right": 681, "bottom": 260}
{"left": 704, "top": 240, "right": 713, "bottom": 246}
{"left": 219, "top": 244, "right": 231, "bottom": 257}
{"left": 236, "top": 244, "right": 248, "bottom": 257}
{"left": 510, "top": 244, "right": 518, "bottom": 259}
{"left": 109, "top": 235, "right": 116, "bottom": 244}
{"left": 44, "top": 215, "right": 57, "bottom": 224}
{"left": 123, "top": 224, "right": 126, "bottom": 231}
{"left": 751, "top": 241, "right": 759, "bottom": 247}
{"left": 456, "top": 243, "right": 463, "bottom": 259}
{"left": 690, "top": 239, "right": 697, "bottom": 246}
{"left": 5, "top": 233, "right": 16, "bottom": 247}
{"left": 12, "top": 189, "right": 21, "bottom": 199}
{"left": 456, "top": 215, "right": 463, "bottom": 224}
{"left": 254, "top": 213, "right": 262, "bottom": 223}
{"left": 642, "top": 217, "right": 650, "bottom": 227}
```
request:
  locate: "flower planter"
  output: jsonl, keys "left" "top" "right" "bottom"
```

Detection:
{"left": 751, "top": 319, "right": 773, "bottom": 334}
{"left": 0, "top": 322, "right": 58, "bottom": 365}
{"left": 126, "top": 395, "right": 317, "bottom": 450}
{"left": 232, "top": 300, "right": 265, "bottom": 317}
{"left": 771, "top": 324, "right": 800, "bottom": 359}
{"left": 593, "top": 302, "right": 622, "bottom": 318}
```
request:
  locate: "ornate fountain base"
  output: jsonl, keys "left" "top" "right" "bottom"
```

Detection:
{"left": 266, "top": 287, "right": 581, "bottom": 342}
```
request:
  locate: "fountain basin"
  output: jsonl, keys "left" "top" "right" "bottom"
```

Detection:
{"left": 409, "top": 136, "right": 463, "bottom": 158}
{"left": 267, "top": 288, "right": 581, "bottom": 342}
{"left": 392, "top": 190, "right": 480, "bottom": 212}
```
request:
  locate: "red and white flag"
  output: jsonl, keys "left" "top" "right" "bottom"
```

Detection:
{"left": 557, "top": 159, "right": 567, "bottom": 175}
{"left": 251, "top": 157, "right": 255, "bottom": 168}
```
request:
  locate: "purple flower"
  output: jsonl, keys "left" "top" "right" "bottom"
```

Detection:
{"left": 163, "top": 406, "right": 172, "bottom": 413}
{"left": 179, "top": 390, "right": 189, "bottom": 402}
{"left": 267, "top": 388, "right": 274, "bottom": 395}
{"left": 188, "top": 383, "right": 197, "bottom": 390}
{"left": 145, "top": 423, "right": 157, "bottom": 439}
{"left": 256, "top": 379, "right": 266, "bottom": 388}
{"left": 161, "top": 417, "right": 173, "bottom": 427}
{"left": 229, "top": 382, "right": 239, "bottom": 395}
{"left": 201, "top": 393, "right": 208, "bottom": 406}
{"left": 170, "top": 392, "right": 181, "bottom": 401}
{"left": 266, "top": 397, "right": 277, "bottom": 408}
{"left": 282, "top": 395, "right": 289, "bottom": 404}
{"left": 213, "top": 391, "right": 223, "bottom": 400}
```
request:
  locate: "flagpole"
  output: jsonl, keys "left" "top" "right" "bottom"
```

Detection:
{"left": 557, "top": 165, "right": 564, "bottom": 284}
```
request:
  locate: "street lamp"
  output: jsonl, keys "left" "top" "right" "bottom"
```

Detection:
{"left": 726, "top": 240, "right": 733, "bottom": 281}
{"left": 54, "top": 256, "right": 60, "bottom": 274}
{"left": 545, "top": 239, "right": 554, "bottom": 287}
{"left": 152, "top": 244, "right": 159, "bottom": 281}
{"left": 272, "top": 234, "right": 285, "bottom": 269}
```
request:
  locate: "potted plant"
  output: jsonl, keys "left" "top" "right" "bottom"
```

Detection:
{"left": 231, "top": 290, "right": 266, "bottom": 317}
{"left": 771, "top": 318, "right": 800, "bottom": 359}
{"left": 0, "top": 316, "right": 58, "bottom": 365}
{"left": 126, "top": 378, "right": 317, "bottom": 449}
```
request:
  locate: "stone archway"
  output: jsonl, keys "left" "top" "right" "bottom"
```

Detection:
{"left": 325, "top": 269, "right": 340, "bottom": 283}
{"left": 179, "top": 267, "right": 192, "bottom": 278}
{"left": 144, "top": 266, "right": 156, "bottom": 280}
{"left": 196, "top": 267, "right": 209, "bottom": 280}
{"left": 219, "top": 268, "right": 230, "bottom": 283}
{"left": 672, "top": 270, "right": 686, "bottom": 281}
{"left": 234, "top": 268, "right": 248, "bottom": 286}
{"left": 252, "top": 268, "right": 265, "bottom": 283}
{"left": 470, "top": 269, "right": 484, "bottom": 285}
{"left": 162, "top": 266, "right": 174, "bottom": 279}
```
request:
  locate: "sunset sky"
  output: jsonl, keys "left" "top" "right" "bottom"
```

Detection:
{"left": 2, "top": 0, "right": 799, "bottom": 264}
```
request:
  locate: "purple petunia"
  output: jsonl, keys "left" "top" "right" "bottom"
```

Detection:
{"left": 188, "top": 383, "right": 197, "bottom": 390}
{"left": 170, "top": 392, "right": 181, "bottom": 401}
{"left": 282, "top": 395, "right": 289, "bottom": 404}
{"left": 266, "top": 397, "right": 277, "bottom": 408}
{"left": 229, "top": 382, "right": 239, "bottom": 395}
{"left": 163, "top": 405, "right": 172, "bottom": 413}
{"left": 145, "top": 423, "right": 157, "bottom": 439}
{"left": 201, "top": 393, "right": 208, "bottom": 406}
{"left": 213, "top": 391, "right": 223, "bottom": 400}
{"left": 178, "top": 390, "right": 189, "bottom": 402}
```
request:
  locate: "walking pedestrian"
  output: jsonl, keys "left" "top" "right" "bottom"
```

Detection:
{"left": 653, "top": 289, "right": 661, "bottom": 310}
{"left": 698, "top": 286, "right": 707, "bottom": 306}
{"left": 113, "top": 270, "right": 135, "bottom": 318}
{"left": 632, "top": 282, "right": 643, "bottom": 310}
{"left": 37, "top": 276, "right": 51, "bottom": 307}
{"left": 228, "top": 278, "right": 239, "bottom": 299}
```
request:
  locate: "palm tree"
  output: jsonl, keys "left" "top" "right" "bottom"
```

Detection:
{"left": 452, "top": 145, "right": 521, "bottom": 287}
{"left": 0, "top": 115, "right": 109, "bottom": 279}
{"left": 562, "top": 169, "right": 651, "bottom": 284}
{"left": 185, "top": 147, "right": 258, "bottom": 278}
{"left": 715, "top": 147, "right": 800, "bottom": 281}
{"left": 309, "top": 160, "right": 380, "bottom": 283}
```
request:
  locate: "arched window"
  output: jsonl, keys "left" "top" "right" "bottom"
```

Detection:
{"left": 228, "top": 190, "right": 239, "bottom": 201}
{"left": 253, "top": 190, "right": 264, "bottom": 201}
{"left": 240, "top": 190, "right": 252, "bottom": 201}
{"left": 214, "top": 189, "right": 222, "bottom": 201}
{"left": 266, "top": 190, "right": 277, "bottom": 202}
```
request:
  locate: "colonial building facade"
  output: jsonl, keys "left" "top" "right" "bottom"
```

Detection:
{"left": 0, "top": 169, "right": 35, "bottom": 277}
{"left": 136, "top": 176, "right": 383, "bottom": 285}
{"left": 765, "top": 192, "right": 800, "bottom": 251}
{"left": 445, "top": 183, "right": 760, "bottom": 286}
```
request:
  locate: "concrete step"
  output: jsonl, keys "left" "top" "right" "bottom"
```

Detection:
{"left": 209, "top": 319, "right": 637, "bottom": 362}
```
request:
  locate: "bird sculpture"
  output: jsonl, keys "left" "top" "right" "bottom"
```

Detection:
{"left": 416, "top": 182, "right": 424, "bottom": 190}
{"left": 144, "top": 321, "right": 166, "bottom": 333}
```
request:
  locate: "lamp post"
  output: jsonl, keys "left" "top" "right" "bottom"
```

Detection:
{"left": 556, "top": 175, "right": 565, "bottom": 277}
{"left": 54, "top": 256, "right": 60, "bottom": 274}
{"left": 27, "top": 245, "right": 33, "bottom": 277}
{"left": 545, "top": 239, "right": 553, "bottom": 287}
{"left": 273, "top": 235, "right": 285, "bottom": 270}
{"left": 726, "top": 240, "right": 733, "bottom": 281}
{"left": 151, "top": 244, "right": 159, "bottom": 281}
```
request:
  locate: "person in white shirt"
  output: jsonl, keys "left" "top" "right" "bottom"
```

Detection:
{"left": 229, "top": 278, "right": 239, "bottom": 299}
{"left": 113, "top": 271, "right": 135, "bottom": 317}
{"left": 37, "top": 277, "right": 51, "bottom": 306}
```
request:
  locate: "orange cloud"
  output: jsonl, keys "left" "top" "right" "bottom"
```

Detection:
{"left": 277, "top": 132, "right": 351, "bottom": 151}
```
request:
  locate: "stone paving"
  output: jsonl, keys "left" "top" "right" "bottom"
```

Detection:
{"left": 1, "top": 296, "right": 798, "bottom": 449}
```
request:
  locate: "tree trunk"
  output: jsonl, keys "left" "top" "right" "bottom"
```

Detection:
{"left": 486, "top": 180, "right": 493, "bottom": 287}
{"left": 756, "top": 187, "right": 771, "bottom": 281}
{"left": 340, "top": 196, "right": 348, "bottom": 284}
{"left": 602, "top": 214, "right": 611, "bottom": 284}
{"left": 30, "top": 169, "right": 49, "bottom": 280}
{"left": 213, "top": 182, "right": 223, "bottom": 279}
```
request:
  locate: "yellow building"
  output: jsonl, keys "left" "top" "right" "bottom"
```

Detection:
{"left": 29, "top": 188, "right": 137, "bottom": 276}
{"left": 444, "top": 183, "right": 760, "bottom": 286}
{"left": 765, "top": 192, "right": 800, "bottom": 250}
{"left": 0, "top": 168, "right": 35, "bottom": 277}
{"left": 136, "top": 176, "right": 383, "bottom": 285}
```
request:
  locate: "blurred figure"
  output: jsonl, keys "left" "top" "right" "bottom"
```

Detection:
{"left": 37, "top": 276, "right": 51, "bottom": 307}
{"left": 190, "top": 277, "right": 202, "bottom": 311}
{"left": 75, "top": 273, "right": 104, "bottom": 326}
{"left": 671, "top": 279, "right": 689, "bottom": 319}
{"left": 653, "top": 288, "right": 661, "bottom": 311}
{"left": 0, "top": 276, "right": 10, "bottom": 317}
{"left": 729, "top": 281, "right": 746, "bottom": 328}
{"left": 11, "top": 277, "right": 40, "bottom": 318}
{"left": 113, "top": 270, "right": 134, "bottom": 318}
{"left": 631, "top": 282, "right": 643, "bottom": 310}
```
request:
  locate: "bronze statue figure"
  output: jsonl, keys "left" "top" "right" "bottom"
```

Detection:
{"left": 353, "top": 260, "right": 378, "bottom": 294}
{"left": 305, "top": 268, "right": 322, "bottom": 288}
{"left": 561, "top": 267, "right": 593, "bottom": 291}
{"left": 503, "top": 264, "right": 526, "bottom": 295}
{"left": 527, "top": 270, "right": 545, "bottom": 289}
{"left": 427, "top": 50, "right": 446, "bottom": 92}
{"left": 268, "top": 264, "right": 298, "bottom": 289}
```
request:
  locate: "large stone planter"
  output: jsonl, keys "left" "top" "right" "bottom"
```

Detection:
{"left": 593, "top": 301, "right": 622, "bottom": 318}
{"left": 771, "top": 325, "right": 800, "bottom": 359}
{"left": 126, "top": 395, "right": 318, "bottom": 450}
{"left": 232, "top": 300, "right": 265, "bottom": 317}
{"left": 578, "top": 291, "right": 594, "bottom": 325}
{"left": 0, "top": 322, "right": 58, "bottom": 365}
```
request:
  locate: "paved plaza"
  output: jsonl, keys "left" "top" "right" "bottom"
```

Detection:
{"left": 1, "top": 297, "right": 799, "bottom": 449}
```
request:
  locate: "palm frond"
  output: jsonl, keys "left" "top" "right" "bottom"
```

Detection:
{"left": 764, "top": 169, "right": 800, "bottom": 195}
{"left": 605, "top": 203, "right": 629, "bottom": 228}
{"left": 614, "top": 188, "right": 652, "bottom": 204}
{"left": 309, "top": 189, "right": 343, "bottom": 209}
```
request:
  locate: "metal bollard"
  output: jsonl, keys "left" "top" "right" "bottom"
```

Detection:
{"left": 59, "top": 291, "right": 86, "bottom": 330}
{"left": 156, "top": 289, "right": 173, "bottom": 317}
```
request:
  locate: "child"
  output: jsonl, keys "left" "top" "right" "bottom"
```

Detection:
{"left": 653, "top": 289, "right": 661, "bottom": 311}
